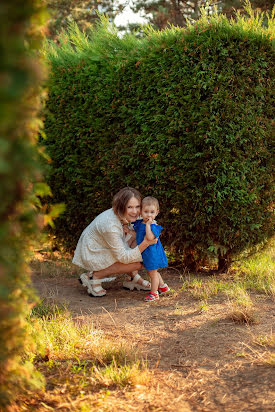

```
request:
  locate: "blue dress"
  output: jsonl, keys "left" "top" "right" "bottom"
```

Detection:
{"left": 132, "top": 219, "right": 168, "bottom": 271}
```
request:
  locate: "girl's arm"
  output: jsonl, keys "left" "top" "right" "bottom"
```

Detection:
{"left": 145, "top": 218, "right": 156, "bottom": 241}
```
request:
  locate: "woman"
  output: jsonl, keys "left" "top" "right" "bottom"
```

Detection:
{"left": 72, "top": 187, "right": 158, "bottom": 296}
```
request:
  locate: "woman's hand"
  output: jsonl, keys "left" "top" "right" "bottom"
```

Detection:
{"left": 138, "top": 235, "right": 158, "bottom": 253}
{"left": 146, "top": 237, "right": 158, "bottom": 246}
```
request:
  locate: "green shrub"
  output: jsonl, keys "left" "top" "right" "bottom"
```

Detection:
{"left": 0, "top": 0, "right": 47, "bottom": 406}
{"left": 44, "top": 8, "right": 274, "bottom": 270}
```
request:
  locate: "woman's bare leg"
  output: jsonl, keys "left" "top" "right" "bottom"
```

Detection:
{"left": 93, "top": 262, "right": 142, "bottom": 280}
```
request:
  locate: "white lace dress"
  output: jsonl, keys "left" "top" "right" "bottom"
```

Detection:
{"left": 72, "top": 208, "right": 142, "bottom": 271}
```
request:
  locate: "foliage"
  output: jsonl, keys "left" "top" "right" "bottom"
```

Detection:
{"left": 45, "top": 0, "right": 126, "bottom": 40}
{"left": 0, "top": 0, "right": 48, "bottom": 407}
{"left": 43, "top": 7, "right": 274, "bottom": 269}
{"left": 130, "top": 0, "right": 274, "bottom": 30}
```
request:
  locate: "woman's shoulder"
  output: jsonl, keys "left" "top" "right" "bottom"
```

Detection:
{"left": 95, "top": 208, "right": 121, "bottom": 231}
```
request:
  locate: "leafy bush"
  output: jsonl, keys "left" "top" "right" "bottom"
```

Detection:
{"left": 0, "top": 0, "right": 47, "bottom": 406}
{"left": 44, "top": 8, "right": 274, "bottom": 270}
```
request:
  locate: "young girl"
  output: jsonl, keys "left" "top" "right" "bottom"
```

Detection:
{"left": 132, "top": 196, "right": 170, "bottom": 302}
{"left": 73, "top": 187, "right": 157, "bottom": 297}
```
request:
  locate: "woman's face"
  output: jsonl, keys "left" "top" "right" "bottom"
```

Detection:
{"left": 123, "top": 196, "right": 141, "bottom": 223}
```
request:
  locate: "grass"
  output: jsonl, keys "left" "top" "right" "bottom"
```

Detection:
{"left": 254, "top": 330, "right": 275, "bottom": 348}
{"left": 18, "top": 300, "right": 150, "bottom": 410}
{"left": 225, "top": 285, "right": 257, "bottom": 324}
{"left": 28, "top": 300, "right": 146, "bottom": 367}
{"left": 232, "top": 253, "right": 275, "bottom": 296}
{"left": 237, "top": 333, "right": 275, "bottom": 367}
{"left": 180, "top": 238, "right": 274, "bottom": 322}
{"left": 181, "top": 276, "right": 231, "bottom": 300}
{"left": 30, "top": 240, "right": 83, "bottom": 278}
{"left": 30, "top": 251, "right": 83, "bottom": 278}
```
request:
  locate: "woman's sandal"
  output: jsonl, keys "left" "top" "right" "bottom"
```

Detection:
{"left": 79, "top": 273, "right": 93, "bottom": 288}
{"left": 87, "top": 279, "right": 106, "bottom": 297}
{"left": 79, "top": 273, "right": 106, "bottom": 297}
{"left": 123, "top": 273, "right": 151, "bottom": 291}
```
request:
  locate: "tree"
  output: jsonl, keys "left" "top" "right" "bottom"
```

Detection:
{"left": 46, "top": 0, "right": 126, "bottom": 39}
{"left": 130, "top": 0, "right": 274, "bottom": 30}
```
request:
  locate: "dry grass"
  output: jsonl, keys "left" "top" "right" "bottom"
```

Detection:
{"left": 16, "top": 300, "right": 152, "bottom": 411}
{"left": 237, "top": 341, "right": 275, "bottom": 367}
{"left": 225, "top": 286, "right": 258, "bottom": 325}
{"left": 30, "top": 249, "right": 82, "bottom": 278}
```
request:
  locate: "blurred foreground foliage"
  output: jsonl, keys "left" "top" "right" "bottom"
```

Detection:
{"left": 0, "top": 0, "right": 49, "bottom": 407}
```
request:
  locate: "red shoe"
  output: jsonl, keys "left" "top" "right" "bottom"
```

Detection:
{"left": 144, "top": 292, "right": 159, "bottom": 302}
{"left": 158, "top": 283, "right": 170, "bottom": 295}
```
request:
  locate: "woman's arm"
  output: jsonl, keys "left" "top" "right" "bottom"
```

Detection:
{"left": 138, "top": 237, "right": 157, "bottom": 253}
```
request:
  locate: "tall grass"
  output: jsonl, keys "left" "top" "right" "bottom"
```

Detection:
{"left": 233, "top": 241, "right": 275, "bottom": 296}
{"left": 26, "top": 300, "right": 149, "bottom": 384}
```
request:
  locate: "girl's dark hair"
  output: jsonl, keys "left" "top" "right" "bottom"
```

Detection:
{"left": 112, "top": 187, "right": 142, "bottom": 217}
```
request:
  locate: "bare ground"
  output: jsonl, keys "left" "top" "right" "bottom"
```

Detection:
{"left": 32, "top": 270, "right": 275, "bottom": 411}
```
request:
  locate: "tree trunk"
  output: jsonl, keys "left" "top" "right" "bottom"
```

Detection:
{"left": 217, "top": 251, "right": 232, "bottom": 272}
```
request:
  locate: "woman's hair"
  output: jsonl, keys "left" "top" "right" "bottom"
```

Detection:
{"left": 142, "top": 196, "right": 159, "bottom": 210}
{"left": 112, "top": 187, "right": 142, "bottom": 217}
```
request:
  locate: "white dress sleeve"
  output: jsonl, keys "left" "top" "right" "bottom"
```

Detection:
{"left": 103, "top": 227, "right": 142, "bottom": 264}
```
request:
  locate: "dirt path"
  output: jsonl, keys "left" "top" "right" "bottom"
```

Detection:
{"left": 32, "top": 271, "right": 275, "bottom": 411}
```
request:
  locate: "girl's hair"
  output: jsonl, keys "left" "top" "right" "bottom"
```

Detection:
{"left": 142, "top": 196, "right": 159, "bottom": 210}
{"left": 112, "top": 187, "right": 142, "bottom": 217}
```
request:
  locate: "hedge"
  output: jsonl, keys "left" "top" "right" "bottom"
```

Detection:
{"left": 44, "top": 9, "right": 274, "bottom": 270}
{"left": 0, "top": 0, "right": 47, "bottom": 406}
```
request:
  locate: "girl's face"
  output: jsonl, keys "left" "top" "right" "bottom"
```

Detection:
{"left": 141, "top": 203, "right": 158, "bottom": 223}
{"left": 123, "top": 196, "right": 141, "bottom": 223}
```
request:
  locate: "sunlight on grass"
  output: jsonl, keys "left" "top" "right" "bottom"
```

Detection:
{"left": 198, "top": 301, "right": 209, "bottom": 313}
{"left": 30, "top": 248, "right": 83, "bottom": 278}
{"left": 92, "top": 359, "right": 150, "bottom": 387}
{"left": 28, "top": 301, "right": 142, "bottom": 366}
{"left": 181, "top": 238, "right": 275, "bottom": 306}
{"left": 238, "top": 338, "right": 275, "bottom": 367}
{"left": 233, "top": 244, "right": 275, "bottom": 296}
{"left": 225, "top": 285, "right": 257, "bottom": 324}
{"left": 181, "top": 275, "right": 231, "bottom": 300}
{"left": 25, "top": 300, "right": 150, "bottom": 405}
{"left": 253, "top": 330, "right": 275, "bottom": 348}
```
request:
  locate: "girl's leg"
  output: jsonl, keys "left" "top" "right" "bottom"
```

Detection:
{"left": 148, "top": 270, "right": 160, "bottom": 294}
{"left": 158, "top": 272, "right": 165, "bottom": 286}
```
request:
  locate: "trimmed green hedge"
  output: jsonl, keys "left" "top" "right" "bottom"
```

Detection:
{"left": 44, "top": 11, "right": 274, "bottom": 269}
{"left": 0, "top": 0, "right": 46, "bottom": 406}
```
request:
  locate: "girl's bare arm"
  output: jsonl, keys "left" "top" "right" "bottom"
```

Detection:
{"left": 145, "top": 219, "right": 155, "bottom": 241}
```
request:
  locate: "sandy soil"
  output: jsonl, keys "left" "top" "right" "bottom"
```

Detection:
{"left": 32, "top": 270, "right": 275, "bottom": 411}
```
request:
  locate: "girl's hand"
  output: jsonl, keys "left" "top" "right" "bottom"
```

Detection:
{"left": 146, "top": 217, "right": 153, "bottom": 224}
